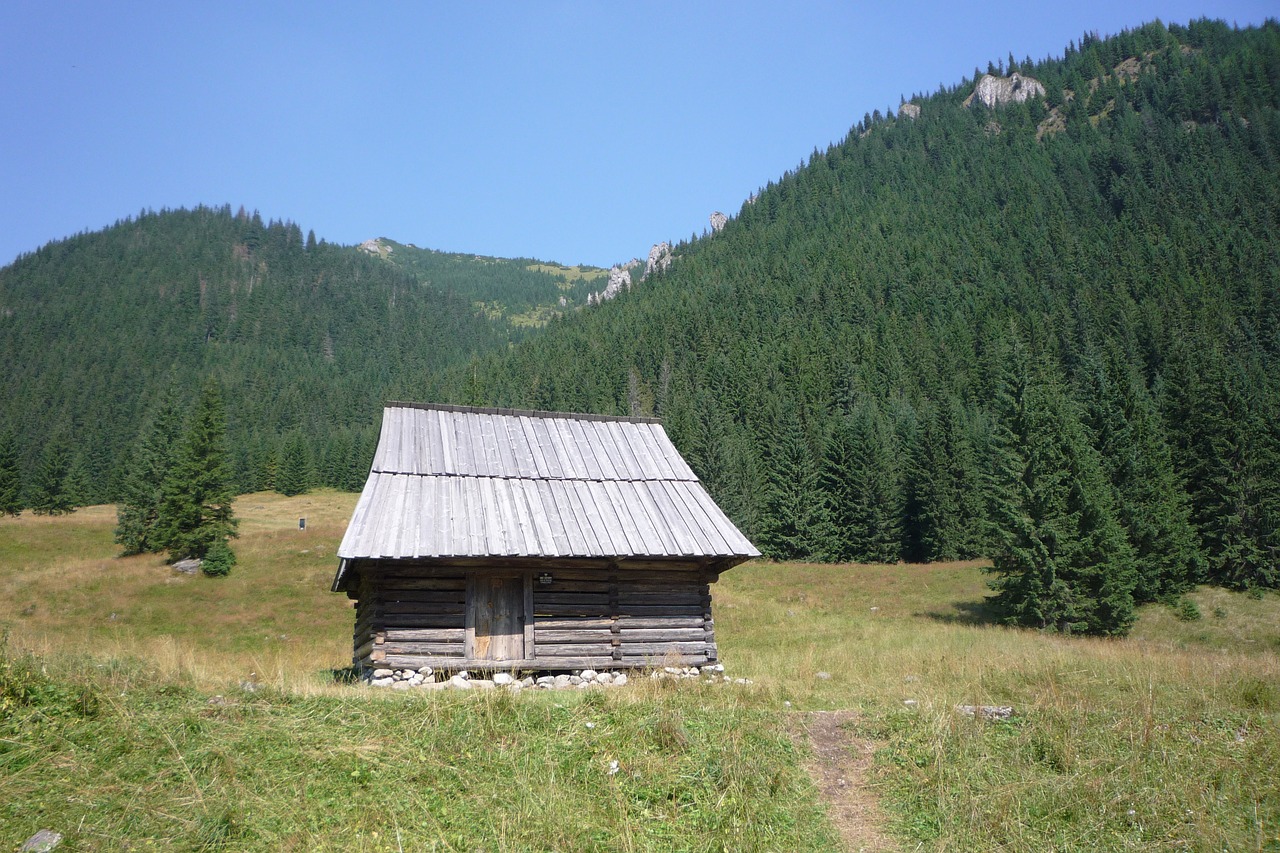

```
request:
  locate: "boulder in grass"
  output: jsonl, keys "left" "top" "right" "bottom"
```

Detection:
{"left": 956, "top": 704, "right": 1014, "bottom": 720}
{"left": 20, "top": 831, "right": 62, "bottom": 853}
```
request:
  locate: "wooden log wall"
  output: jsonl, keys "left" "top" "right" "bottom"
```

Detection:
{"left": 354, "top": 570, "right": 467, "bottom": 671}
{"left": 531, "top": 567, "right": 716, "bottom": 668}
{"left": 352, "top": 563, "right": 719, "bottom": 672}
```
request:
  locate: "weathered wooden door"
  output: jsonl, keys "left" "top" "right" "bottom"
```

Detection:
{"left": 467, "top": 574, "right": 525, "bottom": 661}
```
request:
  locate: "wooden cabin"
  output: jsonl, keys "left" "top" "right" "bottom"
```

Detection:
{"left": 332, "top": 403, "right": 759, "bottom": 674}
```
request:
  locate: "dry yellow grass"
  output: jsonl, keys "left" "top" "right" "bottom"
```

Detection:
{"left": 3, "top": 495, "right": 1277, "bottom": 849}
{"left": 1, "top": 492, "right": 357, "bottom": 693}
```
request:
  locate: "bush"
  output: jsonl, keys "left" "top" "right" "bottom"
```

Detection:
{"left": 201, "top": 539, "right": 237, "bottom": 577}
{"left": 1172, "top": 597, "right": 1202, "bottom": 622}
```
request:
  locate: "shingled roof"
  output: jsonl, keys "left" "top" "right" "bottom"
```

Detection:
{"left": 336, "top": 403, "right": 760, "bottom": 563}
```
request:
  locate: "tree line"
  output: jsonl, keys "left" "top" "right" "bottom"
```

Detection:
{"left": 428, "top": 19, "right": 1280, "bottom": 634}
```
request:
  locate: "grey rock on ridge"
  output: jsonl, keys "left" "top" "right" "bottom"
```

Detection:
{"left": 898, "top": 102, "right": 921, "bottom": 119}
{"left": 963, "top": 73, "right": 1045, "bottom": 108}
{"left": 709, "top": 211, "right": 728, "bottom": 233}
{"left": 588, "top": 265, "right": 633, "bottom": 305}
{"left": 643, "top": 242, "right": 673, "bottom": 279}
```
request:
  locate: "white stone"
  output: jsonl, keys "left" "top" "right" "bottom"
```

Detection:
{"left": 536, "top": 676, "right": 556, "bottom": 686}
{"left": 964, "top": 73, "right": 1046, "bottom": 109}
{"left": 391, "top": 681, "right": 412, "bottom": 690}
{"left": 370, "top": 677, "right": 394, "bottom": 687}
{"left": 903, "top": 699, "right": 918, "bottom": 708}
{"left": 372, "top": 669, "right": 394, "bottom": 679}
{"left": 455, "top": 670, "right": 471, "bottom": 680}
{"left": 643, "top": 242, "right": 673, "bottom": 279}
{"left": 492, "top": 672, "right": 516, "bottom": 686}
{"left": 595, "top": 672, "right": 613, "bottom": 684}
{"left": 417, "top": 666, "right": 434, "bottom": 676}
{"left": 612, "top": 673, "right": 627, "bottom": 686}
{"left": 569, "top": 675, "right": 583, "bottom": 685}
{"left": 520, "top": 677, "right": 536, "bottom": 688}
{"left": 577, "top": 682, "right": 590, "bottom": 689}
{"left": 472, "top": 680, "right": 496, "bottom": 690}
{"left": 579, "top": 669, "right": 598, "bottom": 681}
{"left": 553, "top": 674, "right": 572, "bottom": 687}
{"left": 448, "top": 675, "right": 473, "bottom": 690}
{"left": 408, "top": 675, "right": 424, "bottom": 686}
{"left": 816, "top": 671, "right": 832, "bottom": 680}
{"left": 398, "top": 669, "right": 416, "bottom": 679}
{"left": 709, "top": 211, "right": 728, "bottom": 233}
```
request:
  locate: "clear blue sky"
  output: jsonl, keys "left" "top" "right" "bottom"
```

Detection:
{"left": 1, "top": 2, "right": 1272, "bottom": 269}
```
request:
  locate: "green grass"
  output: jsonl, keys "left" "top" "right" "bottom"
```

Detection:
{"left": 2, "top": 496, "right": 1279, "bottom": 850}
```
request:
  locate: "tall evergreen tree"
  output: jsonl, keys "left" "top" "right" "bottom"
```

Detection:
{"left": 275, "top": 431, "right": 312, "bottom": 496}
{"left": 115, "top": 390, "right": 186, "bottom": 555}
{"left": 986, "top": 346, "right": 1137, "bottom": 635}
{"left": 157, "top": 379, "right": 238, "bottom": 561}
{"left": 29, "top": 437, "right": 75, "bottom": 516}
{"left": 1082, "top": 351, "right": 1202, "bottom": 600}
{"left": 757, "top": 408, "right": 824, "bottom": 561}
{"left": 820, "top": 401, "right": 902, "bottom": 563}
{"left": 0, "top": 429, "right": 23, "bottom": 516}
{"left": 902, "top": 399, "right": 984, "bottom": 562}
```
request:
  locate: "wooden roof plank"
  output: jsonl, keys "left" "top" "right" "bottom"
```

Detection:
{"left": 518, "top": 416, "right": 552, "bottom": 479}
{"left": 543, "top": 417, "right": 577, "bottom": 479}
{"left": 336, "top": 406, "right": 759, "bottom": 562}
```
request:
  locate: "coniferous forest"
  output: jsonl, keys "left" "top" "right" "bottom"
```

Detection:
{"left": 2, "top": 18, "right": 1278, "bottom": 634}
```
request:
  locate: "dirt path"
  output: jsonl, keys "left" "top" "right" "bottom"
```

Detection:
{"left": 791, "top": 710, "right": 898, "bottom": 852}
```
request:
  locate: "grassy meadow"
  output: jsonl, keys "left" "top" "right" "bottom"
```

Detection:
{"left": 2, "top": 491, "right": 1278, "bottom": 850}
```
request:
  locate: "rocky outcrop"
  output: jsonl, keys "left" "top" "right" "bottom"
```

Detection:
{"left": 963, "top": 73, "right": 1045, "bottom": 108}
{"left": 357, "top": 238, "right": 393, "bottom": 259}
{"left": 899, "top": 102, "right": 921, "bottom": 119}
{"left": 587, "top": 265, "right": 633, "bottom": 305}
{"left": 709, "top": 211, "right": 728, "bottom": 233}
{"left": 643, "top": 242, "right": 672, "bottom": 279}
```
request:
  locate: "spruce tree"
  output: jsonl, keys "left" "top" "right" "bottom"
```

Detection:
{"left": 821, "top": 401, "right": 902, "bottom": 563}
{"left": 276, "top": 431, "right": 312, "bottom": 496}
{"left": 0, "top": 430, "right": 22, "bottom": 517}
{"left": 757, "top": 408, "right": 824, "bottom": 561}
{"left": 29, "top": 438, "right": 75, "bottom": 516}
{"left": 115, "top": 390, "right": 185, "bottom": 555}
{"left": 157, "top": 379, "right": 238, "bottom": 561}
{"left": 1082, "top": 353, "right": 1202, "bottom": 600}
{"left": 986, "top": 347, "right": 1137, "bottom": 635}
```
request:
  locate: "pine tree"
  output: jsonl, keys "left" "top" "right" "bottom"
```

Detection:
{"left": 0, "top": 429, "right": 23, "bottom": 516}
{"left": 157, "top": 379, "right": 238, "bottom": 561}
{"left": 275, "top": 431, "right": 312, "bottom": 496}
{"left": 821, "top": 401, "right": 902, "bottom": 563}
{"left": 29, "top": 438, "right": 75, "bottom": 516}
{"left": 757, "top": 408, "right": 824, "bottom": 561}
{"left": 115, "top": 390, "right": 185, "bottom": 555}
{"left": 1082, "top": 353, "right": 1202, "bottom": 600}
{"left": 986, "top": 346, "right": 1137, "bottom": 635}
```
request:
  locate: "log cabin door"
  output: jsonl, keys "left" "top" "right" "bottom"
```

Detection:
{"left": 466, "top": 573, "right": 526, "bottom": 661}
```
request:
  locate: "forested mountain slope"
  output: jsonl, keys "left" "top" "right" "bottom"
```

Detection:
{"left": 0, "top": 206, "right": 515, "bottom": 502}
{"left": 433, "top": 19, "right": 1280, "bottom": 631}
{"left": 358, "top": 238, "right": 608, "bottom": 328}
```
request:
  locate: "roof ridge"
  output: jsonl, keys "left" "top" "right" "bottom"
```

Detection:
{"left": 384, "top": 401, "right": 663, "bottom": 425}
{"left": 368, "top": 470, "right": 700, "bottom": 482}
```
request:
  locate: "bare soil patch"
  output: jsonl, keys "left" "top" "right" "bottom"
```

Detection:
{"left": 791, "top": 710, "right": 898, "bottom": 852}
